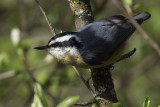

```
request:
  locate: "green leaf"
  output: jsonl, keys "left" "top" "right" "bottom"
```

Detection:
{"left": 133, "top": 3, "right": 140, "bottom": 10}
{"left": 17, "top": 48, "right": 24, "bottom": 57}
{"left": 157, "top": 105, "right": 160, "bottom": 107}
{"left": 120, "top": 0, "right": 132, "bottom": 9}
{"left": 19, "top": 38, "right": 32, "bottom": 52}
{"left": 112, "top": 102, "right": 123, "bottom": 107}
{"left": 57, "top": 96, "right": 80, "bottom": 107}
{"left": 31, "top": 83, "right": 48, "bottom": 107}
{"left": 0, "top": 52, "right": 9, "bottom": 68}
{"left": 122, "top": 0, "right": 132, "bottom": 6}
{"left": 92, "top": 103, "right": 99, "bottom": 107}
{"left": 143, "top": 97, "right": 150, "bottom": 107}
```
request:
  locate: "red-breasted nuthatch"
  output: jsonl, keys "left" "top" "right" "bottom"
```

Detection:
{"left": 34, "top": 12, "right": 151, "bottom": 68}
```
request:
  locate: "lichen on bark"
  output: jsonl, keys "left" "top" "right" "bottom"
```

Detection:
{"left": 68, "top": 0, "right": 94, "bottom": 29}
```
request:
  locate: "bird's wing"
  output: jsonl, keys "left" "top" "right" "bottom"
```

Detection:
{"left": 77, "top": 13, "right": 150, "bottom": 66}
{"left": 77, "top": 15, "right": 134, "bottom": 65}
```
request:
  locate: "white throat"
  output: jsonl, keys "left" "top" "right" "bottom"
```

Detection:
{"left": 48, "top": 46, "right": 80, "bottom": 63}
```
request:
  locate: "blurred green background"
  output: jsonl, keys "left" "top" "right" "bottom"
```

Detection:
{"left": 0, "top": 0, "right": 160, "bottom": 107}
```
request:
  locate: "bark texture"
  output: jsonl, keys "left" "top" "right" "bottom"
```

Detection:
{"left": 91, "top": 67, "right": 118, "bottom": 107}
{"left": 68, "top": 0, "right": 94, "bottom": 29}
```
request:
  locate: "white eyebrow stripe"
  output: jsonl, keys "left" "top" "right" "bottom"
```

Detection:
{"left": 49, "top": 35, "right": 73, "bottom": 46}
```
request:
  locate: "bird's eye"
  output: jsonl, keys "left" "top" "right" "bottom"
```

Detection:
{"left": 49, "top": 42, "right": 60, "bottom": 47}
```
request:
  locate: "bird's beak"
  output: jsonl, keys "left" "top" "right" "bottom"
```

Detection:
{"left": 34, "top": 45, "right": 48, "bottom": 50}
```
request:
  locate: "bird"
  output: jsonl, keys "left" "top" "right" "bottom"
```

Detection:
{"left": 34, "top": 12, "right": 151, "bottom": 68}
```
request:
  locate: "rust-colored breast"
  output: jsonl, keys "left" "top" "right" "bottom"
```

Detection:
{"left": 76, "top": 43, "right": 126, "bottom": 68}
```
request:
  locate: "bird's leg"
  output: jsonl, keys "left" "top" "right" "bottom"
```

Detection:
{"left": 117, "top": 48, "right": 136, "bottom": 62}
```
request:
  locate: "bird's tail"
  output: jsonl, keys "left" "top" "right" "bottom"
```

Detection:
{"left": 133, "top": 12, "right": 151, "bottom": 23}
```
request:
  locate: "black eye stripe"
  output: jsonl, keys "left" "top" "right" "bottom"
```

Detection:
{"left": 49, "top": 37, "right": 83, "bottom": 48}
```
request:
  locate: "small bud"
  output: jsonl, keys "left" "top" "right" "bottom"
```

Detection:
{"left": 10, "top": 27, "right": 21, "bottom": 46}
{"left": 0, "top": 53, "right": 9, "bottom": 68}
{"left": 17, "top": 48, "right": 24, "bottom": 57}
{"left": 122, "top": 0, "right": 133, "bottom": 7}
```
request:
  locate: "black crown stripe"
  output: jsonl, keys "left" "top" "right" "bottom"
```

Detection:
{"left": 49, "top": 37, "right": 83, "bottom": 49}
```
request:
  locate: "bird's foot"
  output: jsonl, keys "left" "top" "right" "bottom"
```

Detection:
{"left": 117, "top": 48, "right": 136, "bottom": 62}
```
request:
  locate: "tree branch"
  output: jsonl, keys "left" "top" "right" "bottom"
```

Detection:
{"left": 68, "top": 0, "right": 118, "bottom": 107}
{"left": 34, "top": 0, "right": 88, "bottom": 105}
{"left": 115, "top": 53, "right": 158, "bottom": 90}
{"left": 43, "top": 62, "right": 62, "bottom": 88}
{"left": 72, "top": 66, "right": 95, "bottom": 97}
{"left": 35, "top": 0, "right": 56, "bottom": 35}
{"left": 68, "top": 0, "right": 94, "bottom": 29}
{"left": 0, "top": 70, "right": 18, "bottom": 80}
{"left": 91, "top": 67, "right": 118, "bottom": 107}
{"left": 112, "top": 0, "right": 160, "bottom": 56}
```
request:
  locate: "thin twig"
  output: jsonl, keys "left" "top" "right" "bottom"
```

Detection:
{"left": 22, "top": 52, "right": 58, "bottom": 103}
{"left": 115, "top": 53, "right": 157, "bottom": 90}
{"left": 0, "top": 70, "right": 19, "bottom": 80}
{"left": 35, "top": 0, "right": 94, "bottom": 99}
{"left": 22, "top": 82, "right": 34, "bottom": 107}
{"left": 72, "top": 66, "right": 95, "bottom": 97}
{"left": 35, "top": 0, "right": 56, "bottom": 36}
{"left": 23, "top": 53, "right": 37, "bottom": 83}
{"left": 30, "top": 54, "right": 54, "bottom": 72}
{"left": 112, "top": 0, "right": 160, "bottom": 56}
{"left": 43, "top": 62, "right": 62, "bottom": 88}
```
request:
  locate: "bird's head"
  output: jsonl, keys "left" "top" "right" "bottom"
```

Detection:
{"left": 34, "top": 32, "right": 83, "bottom": 64}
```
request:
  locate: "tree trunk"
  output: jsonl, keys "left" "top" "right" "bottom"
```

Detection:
{"left": 68, "top": 0, "right": 118, "bottom": 106}
{"left": 91, "top": 67, "right": 118, "bottom": 107}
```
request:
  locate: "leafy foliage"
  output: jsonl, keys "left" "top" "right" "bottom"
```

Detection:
{"left": 57, "top": 96, "right": 80, "bottom": 107}
{"left": 0, "top": 0, "right": 160, "bottom": 107}
{"left": 112, "top": 103, "right": 123, "bottom": 107}
{"left": 92, "top": 103, "right": 99, "bottom": 107}
{"left": 143, "top": 97, "right": 150, "bottom": 107}
{"left": 31, "top": 83, "right": 48, "bottom": 107}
